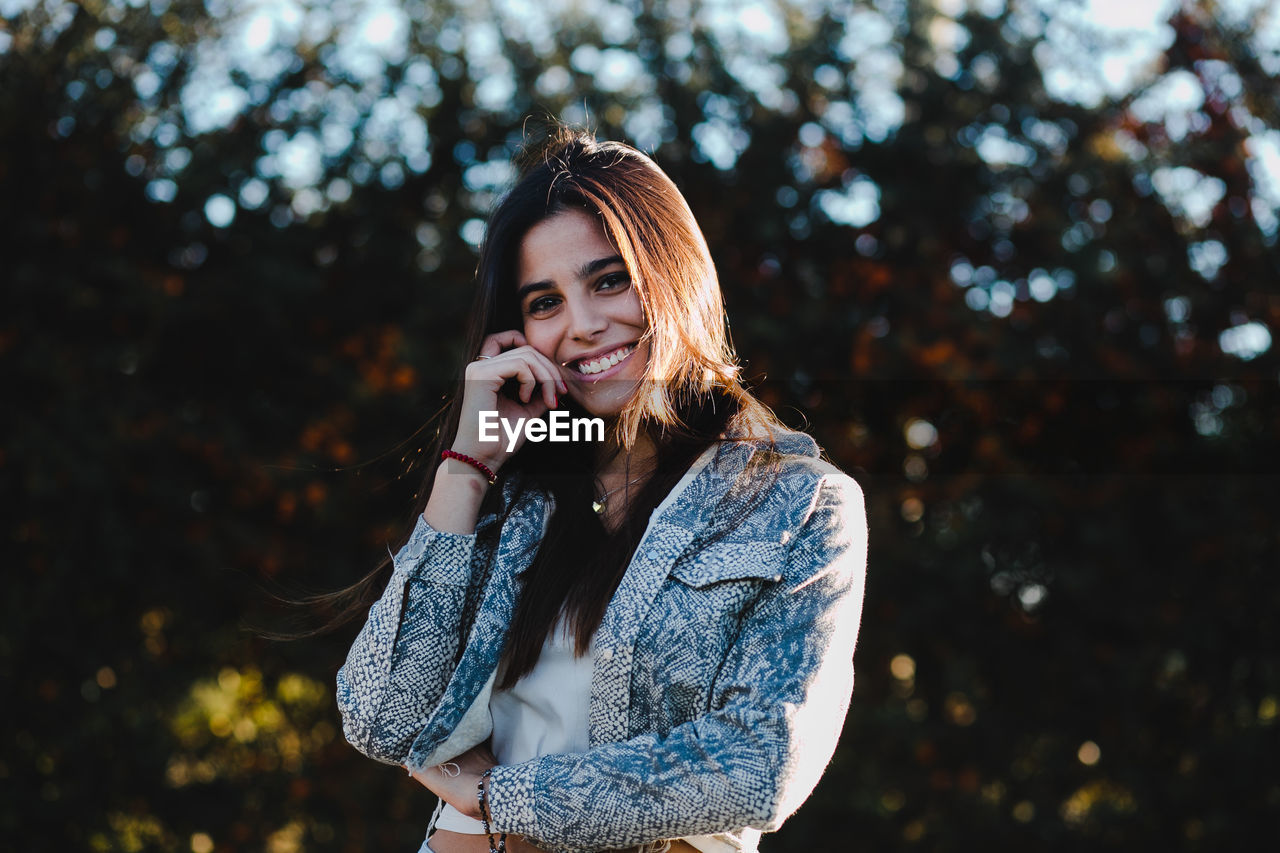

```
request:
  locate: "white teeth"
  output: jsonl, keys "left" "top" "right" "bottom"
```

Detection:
{"left": 575, "top": 345, "right": 634, "bottom": 375}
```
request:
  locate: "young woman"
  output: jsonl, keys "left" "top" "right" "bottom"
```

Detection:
{"left": 336, "top": 129, "right": 868, "bottom": 853}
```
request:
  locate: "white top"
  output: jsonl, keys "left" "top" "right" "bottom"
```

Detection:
{"left": 428, "top": 445, "right": 735, "bottom": 853}
{"left": 434, "top": 613, "right": 595, "bottom": 833}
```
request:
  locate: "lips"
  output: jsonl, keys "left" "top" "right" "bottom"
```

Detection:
{"left": 569, "top": 343, "right": 637, "bottom": 376}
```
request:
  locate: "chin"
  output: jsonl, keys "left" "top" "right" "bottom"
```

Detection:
{"left": 571, "top": 381, "right": 640, "bottom": 419}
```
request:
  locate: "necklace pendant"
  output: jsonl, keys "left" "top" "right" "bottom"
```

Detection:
{"left": 592, "top": 498, "right": 606, "bottom": 514}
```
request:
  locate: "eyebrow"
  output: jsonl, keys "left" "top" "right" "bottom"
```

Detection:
{"left": 516, "top": 254, "right": 626, "bottom": 300}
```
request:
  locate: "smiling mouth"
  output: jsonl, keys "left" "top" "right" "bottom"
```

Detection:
{"left": 570, "top": 344, "right": 637, "bottom": 376}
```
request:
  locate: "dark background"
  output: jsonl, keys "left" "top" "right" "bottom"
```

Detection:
{"left": 3, "top": 0, "right": 1278, "bottom": 850}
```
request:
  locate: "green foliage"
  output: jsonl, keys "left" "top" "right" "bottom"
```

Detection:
{"left": 3, "top": 0, "right": 1277, "bottom": 849}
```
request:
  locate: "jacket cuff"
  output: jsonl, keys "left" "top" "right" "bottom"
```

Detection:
{"left": 485, "top": 760, "right": 541, "bottom": 841}
{"left": 392, "top": 514, "right": 476, "bottom": 586}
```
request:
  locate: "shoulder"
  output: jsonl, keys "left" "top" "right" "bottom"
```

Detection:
{"left": 768, "top": 453, "right": 865, "bottom": 549}
{"left": 760, "top": 454, "right": 867, "bottom": 592}
{"left": 704, "top": 428, "right": 865, "bottom": 546}
{"left": 718, "top": 424, "right": 863, "bottom": 509}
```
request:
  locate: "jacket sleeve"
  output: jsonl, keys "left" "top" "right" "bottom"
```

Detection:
{"left": 484, "top": 474, "right": 868, "bottom": 850}
{"left": 335, "top": 513, "right": 486, "bottom": 765}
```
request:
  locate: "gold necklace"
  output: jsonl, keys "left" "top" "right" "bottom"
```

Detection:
{"left": 592, "top": 476, "right": 645, "bottom": 514}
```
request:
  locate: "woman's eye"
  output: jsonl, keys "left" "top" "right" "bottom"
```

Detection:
{"left": 598, "top": 272, "right": 630, "bottom": 291}
{"left": 526, "top": 295, "right": 560, "bottom": 315}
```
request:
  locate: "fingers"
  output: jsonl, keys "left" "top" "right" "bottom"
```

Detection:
{"left": 469, "top": 351, "right": 555, "bottom": 407}
{"left": 520, "top": 354, "right": 562, "bottom": 408}
{"left": 511, "top": 361, "right": 542, "bottom": 405}
{"left": 477, "top": 330, "right": 528, "bottom": 358}
{"left": 478, "top": 332, "right": 565, "bottom": 391}
{"left": 458, "top": 335, "right": 570, "bottom": 461}
{"left": 469, "top": 343, "right": 565, "bottom": 406}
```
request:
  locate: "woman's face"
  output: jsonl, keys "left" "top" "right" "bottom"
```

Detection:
{"left": 516, "top": 207, "right": 649, "bottom": 419}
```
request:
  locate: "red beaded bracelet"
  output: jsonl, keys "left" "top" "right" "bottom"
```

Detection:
{"left": 441, "top": 449, "right": 497, "bottom": 485}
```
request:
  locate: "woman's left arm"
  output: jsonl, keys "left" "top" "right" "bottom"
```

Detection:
{"left": 484, "top": 474, "right": 868, "bottom": 851}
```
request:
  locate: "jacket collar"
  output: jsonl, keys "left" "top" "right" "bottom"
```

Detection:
{"left": 724, "top": 423, "right": 820, "bottom": 459}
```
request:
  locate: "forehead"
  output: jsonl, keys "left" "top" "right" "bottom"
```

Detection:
{"left": 517, "top": 208, "right": 620, "bottom": 279}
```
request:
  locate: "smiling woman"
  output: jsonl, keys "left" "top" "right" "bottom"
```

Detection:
{"left": 334, "top": 127, "right": 867, "bottom": 853}
{"left": 516, "top": 207, "right": 649, "bottom": 419}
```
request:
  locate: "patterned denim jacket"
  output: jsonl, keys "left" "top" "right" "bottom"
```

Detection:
{"left": 337, "top": 430, "right": 868, "bottom": 853}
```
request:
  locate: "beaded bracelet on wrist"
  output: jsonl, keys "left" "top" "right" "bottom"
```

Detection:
{"left": 441, "top": 449, "right": 497, "bottom": 485}
{"left": 477, "top": 768, "right": 506, "bottom": 853}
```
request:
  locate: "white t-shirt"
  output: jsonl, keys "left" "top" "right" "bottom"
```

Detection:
{"left": 433, "top": 613, "right": 595, "bottom": 833}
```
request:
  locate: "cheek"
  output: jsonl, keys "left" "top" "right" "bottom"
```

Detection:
{"left": 635, "top": 341, "right": 652, "bottom": 375}
{"left": 524, "top": 330, "right": 560, "bottom": 363}
{"left": 625, "top": 294, "right": 647, "bottom": 328}
{"left": 520, "top": 323, "right": 553, "bottom": 359}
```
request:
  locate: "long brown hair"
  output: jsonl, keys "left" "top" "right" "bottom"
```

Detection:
{"left": 322, "top": 126, "right": 783, "bottom": 684}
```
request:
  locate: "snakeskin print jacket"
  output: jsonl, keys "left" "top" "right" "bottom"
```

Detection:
{"left": 337, "top": 429, "right": 868, "bottom": 853}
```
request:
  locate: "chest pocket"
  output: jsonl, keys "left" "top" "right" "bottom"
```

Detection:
{"left": 662, "top": 541, "right": 788, "bottom": 649}
{"left": 668, "top": 541, "right": 786, "bottom": 588}
{"left": 665, "top": 541, "right": 786, "bottom": 633}
{"left": 632, "top": 542, "right": 789, "bottom": 730}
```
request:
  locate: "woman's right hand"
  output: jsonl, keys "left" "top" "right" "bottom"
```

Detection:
{"left": 450, "top": 330, "right": 567, "bottom": 473}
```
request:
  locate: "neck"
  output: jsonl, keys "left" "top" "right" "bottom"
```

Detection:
{"left": 594, "top": 430, "right": 657, "bottom": 480}
{"left": 589, "top": 431, "right": 657, "bottom": 528}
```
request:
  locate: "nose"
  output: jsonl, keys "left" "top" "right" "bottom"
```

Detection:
{"left": 564, "top": 292, "right": 607, "bottom": 342}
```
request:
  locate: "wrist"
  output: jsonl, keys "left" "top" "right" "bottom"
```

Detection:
{"left": 449, "top": 439, "right": 507, "bottom": 472}
{"left": 465, "top": 779, "right": 485, "bottom": 820}
{"left": 440, "top": 449, "right": 498, "bottom": 485}
{"left": 477, "top": 768, "right": 506, "bottom": 849}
